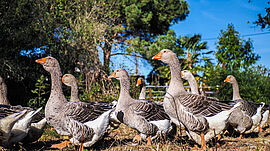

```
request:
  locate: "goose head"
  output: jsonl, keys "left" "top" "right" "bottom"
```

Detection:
{"left": 62, "top": 74, "right": 77, "bottom": 87}
{"left": 108, "top": 69, "right": 129, "bottom": 80}
{"left": 136, "top": 77, "right": 145, "bottom": 87}
{"left": 152, "top": 49, "right": 177, "bottom": 64}
{"left": 36, "top": 56, "right": 62, "bottom": 75}
{"left": 181, "top": 70, "right": 193, "bottom": 80}
{"left": 224, "top": 75, "right": 236, "bottom": 84}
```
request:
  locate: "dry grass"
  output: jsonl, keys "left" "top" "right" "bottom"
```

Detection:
{"left": 1, "top": 122, "right": 270, "bottom": 151}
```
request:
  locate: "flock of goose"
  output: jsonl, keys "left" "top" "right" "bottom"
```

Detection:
{"left": 0, "top": 49, "right": 269, "bottom": 150}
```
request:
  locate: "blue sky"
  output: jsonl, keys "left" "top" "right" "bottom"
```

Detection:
{"left": 172, "top": 0, "right": 270, "bottom": 67}
{"left": 111, "top": 0, "right": 270, "bottom": 77}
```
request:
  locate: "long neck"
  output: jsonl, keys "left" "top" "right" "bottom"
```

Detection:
{"left": 232, "top": 80, "right": 241, "bottom": 100}
{"left": 139, "top": 85, "right": 146, "bottom": 99}
{"left": 50, "top": 69, "right": 66, "bottom": 103}
{"left": 187, "top": 76, "right": 199, "bottom": 95}
{"left": 167, "top": 58, "right": 187, "bottom": 95}
{"left": 118, "top": 77, "right": 132, "bottom": 107}
{"left": 0, "top": 83, "right": 10, "bottom": 105}
{"left": 70, "top": 83, "right": 80, "bottom": 102}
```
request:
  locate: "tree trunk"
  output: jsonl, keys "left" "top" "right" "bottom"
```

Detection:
{"left": 186, "top": 51, "right": 193, "bottom": 69}
{"left": 103, "top": 40, "right": 112, "bottom": 74}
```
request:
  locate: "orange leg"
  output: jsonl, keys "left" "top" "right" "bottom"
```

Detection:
{"left": 259, "top": 124, "right": 263, "bottom": 132}
{"left": 200, "top": 133, "right": 206, "bottom": 150}
{"left": 79, "top": 142, "right": 84, "bottom": 151}
{"left": 146, "top": 136, "right": 152, "bottom": 146}
{"left": 192, "top": 145, "right": 199, "bottom": 149}
{"left": 237, "top": 134, "right": 242, "bottom": 140}
{"left": 217, "top": 134, "right": 222, "bottom": 140}
{"left": 216, "top": 142, "right": 220, "bottom": 148}
{"left": 51, "top": 140, "right": 71, "bottom": 149}
{"left": 133, "top": 134, "right": 142, "bottom": 143}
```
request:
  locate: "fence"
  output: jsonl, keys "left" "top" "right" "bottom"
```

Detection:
{"left": 145, "top": 84, "right": 219, "bottom": 99}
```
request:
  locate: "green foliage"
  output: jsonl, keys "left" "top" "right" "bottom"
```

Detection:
{"left": 118, "top": 0, "right": 189, "bottom": 36}
{"left": 216, "top": 24, "right": 260, "bottom": 71}
{"left": 28, "top": 75, "right": 49, "bottom": 110}
{"left": 206, "top": 65, "right": 270, "bottom": 104}
{"left": 251, "top": 1, "right": 270, "bottom": 30}
{"left": 0, "top": 0, "right": 47, "bottom": 80}
{"left": 125, "top": 30, "right": 214, "bottom": 84}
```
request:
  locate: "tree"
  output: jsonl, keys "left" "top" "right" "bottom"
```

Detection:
{"left": 98, "top": 0, "right": 190, "bottom": 74}
{"left": 0, "top": 0, "right": 50, "bottom": 105}
{"left": 37, "top": 0, "right": 189, "bottom": 101}
{"left": 0, "top": 0, "right": 190, "bottom": 104}
{"left": 250, "top": 0, "right": 270, "bottom": 29}
{"left": 0, "top": 0, "right": 48, "bottom": 80}
{"left": 215, "top": 24, "right": 260, "bottom": 71}
{"left": 122, "top": 30, "right": 213, "bottom": 85}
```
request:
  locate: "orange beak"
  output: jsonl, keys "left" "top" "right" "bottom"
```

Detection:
{"left": 108, "top": 72, "right": 116, "bottom": 79}
{"left": 36, "top": 57, "right": 46, "bottom": 64}
{"left": 136, "top": 79, "right": 141, "bottom": 86}
{"left": 224, "top": 77, "right": 229, "bottom": 82}
{"left": 181, "top": 72, "right": 183, "bottom": 77}
{"left": 152, "top": 52, "right": 162, "bottom": 60}
{"left": 62, "top": 76, "right": 65, "bottom": 83}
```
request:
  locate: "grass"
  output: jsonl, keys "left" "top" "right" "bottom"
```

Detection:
{"left": 1, "top": 122, "right": 270, "bottom": 150}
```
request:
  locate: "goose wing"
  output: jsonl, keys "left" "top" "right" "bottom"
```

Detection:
{"left": 234, "top": 99, "right": 260, "bottom": 117}
{"left": 132, "top": 99, "right": 170, "bottom": 121}
{"left": 62, "top": 101, "right": 113, "bottom": 123}
{"left": 178, "top": 94, "right": 233, "bottom": 117}
{"left": 8, "top": 105, "right": 45, "bottom": 123}
{"left": 0, "top": 105, "right": 20, "bottom": 119}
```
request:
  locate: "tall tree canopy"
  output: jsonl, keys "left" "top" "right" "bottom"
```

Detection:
{"left": 215, "top": 24, "right": 260, "bottom": 71}
{"left": 0, "top": 0, "right": 189, "bottom": 104}
{"left": 250, "top": 0, "right": 270, "bottom": 30}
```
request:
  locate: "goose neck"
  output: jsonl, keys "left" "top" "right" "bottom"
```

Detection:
{"left": 232, "top": 80, "right": 241, "bottom": 100}
{"left": 119, "top": 77, "right": 132, "bottom": 101}
{"left": 139, "top": 86, "right": 146, "bottom": 99}
{"left": 50, "top": 69, "right": 66, "bottom": 102}
{"left": 188, "top": 76, "right": 199, "bottom": 95}
{"left": 0, "top": 85, "right": 10, "bottom": 105}
{"left": 71, "top": 83, "right": 80, "bottom": 101}
{"left": 168, "top": 58, "right": 187, "bottom": 94}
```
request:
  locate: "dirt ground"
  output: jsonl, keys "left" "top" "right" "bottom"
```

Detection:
{"left": 1, "top": 121, "right": 270, "bottom": 151}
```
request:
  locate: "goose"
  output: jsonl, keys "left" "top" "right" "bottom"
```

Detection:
{"left": 181, "top": 70, "right": 199, "bottom": 94}
{"left": 255, "top": 106, "right": 269, "bottom": 131}
{"left": 152, "top": 49, "right": 241, "bottom": 149}
{"left": 0, "top": 76, "right": 10, "bottom": 105}
{"left": 0, "top": 75, "right": 47, "bottom": 143}
{"left": 0, "top": 79, "right": 47, "bottom": 144}
{"left": 224, "top": 75, "right": 266, "bottom": 134}
{"left": 0, "top": 105, "right": 28, "bottom": 146}
{"left": 4, "top": 105, "right": 46, "bottom": 144}
{"left": 8, "top": 107, "right": 42, "bottom": 145}
{"left": 62, "top": 74, "right": 80, "bottom": 102}
{"left": 62, "top": 73, "right": 120, "bottom": 131}
{"left": 181, "top": 71, "right": 252, "bottom": 140}
{"left": 36, "top": 56, "right": 113, "bottom": 149}
{"left": 11, "top": 107, "right": 46, "bottom": 143}
{"left": 181, "top": 70, "right": 220, "bottom": 101}
{"left": 136, "top": 77, "right": 146, "bottom": 100}
{"left": 109, "top": 69, "right": 174, "bottom": 145}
